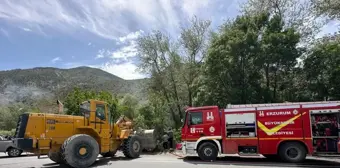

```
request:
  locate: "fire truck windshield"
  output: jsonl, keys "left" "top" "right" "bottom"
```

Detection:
{"left": 182, "top": 110, "right": 203, "bottom": 127}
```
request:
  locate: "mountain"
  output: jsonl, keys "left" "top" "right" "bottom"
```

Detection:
{"left": 0, "top": 66, "right": 148, "bottom": 105}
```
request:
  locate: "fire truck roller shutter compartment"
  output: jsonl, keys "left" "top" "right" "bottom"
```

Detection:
{"left": 225, "top": 111, "right": 258, "bottom": 154}
{"left": 310, "top": 108, "right": 340, "bottom": 153}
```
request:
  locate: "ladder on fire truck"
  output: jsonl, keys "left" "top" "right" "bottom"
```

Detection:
{"left": 226, "top": 101, "right": 340, "bottom": 109}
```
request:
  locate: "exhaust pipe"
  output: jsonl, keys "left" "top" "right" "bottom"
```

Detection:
{"left": 57, "top": 100, "right": 63, "bottom": 114}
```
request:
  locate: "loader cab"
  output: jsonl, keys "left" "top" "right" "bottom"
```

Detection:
{"left": 80, "top": 100, "right": 110, "bottom": 128}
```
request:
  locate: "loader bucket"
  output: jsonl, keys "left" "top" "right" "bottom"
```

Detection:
{"left": 135, "top": 129, "right": 157, "bottom": 151}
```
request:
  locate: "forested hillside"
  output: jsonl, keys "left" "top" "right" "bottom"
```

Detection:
{"left": 1, "top": 0, "right": 340, "bottom": 139}
{"left": 0, "top": 67, "right": 148, "bottom": 136}
{"left": 0, "top": 66, "right": 147, "bottom": 104}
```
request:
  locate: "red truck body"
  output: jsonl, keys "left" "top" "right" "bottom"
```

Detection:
{"left": 179, "top": 101, "right": 340, "bottom": 162}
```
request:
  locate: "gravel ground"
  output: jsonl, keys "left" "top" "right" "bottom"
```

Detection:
{"left": 0, "top": 151, "right": 340, "bottom": 168}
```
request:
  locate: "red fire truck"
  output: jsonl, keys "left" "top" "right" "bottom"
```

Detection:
{"left": 177, "top": 101, "right": 340, "bottom": 163}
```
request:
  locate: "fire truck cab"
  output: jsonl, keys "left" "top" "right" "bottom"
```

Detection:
{"left": 179, "top": 101, "right": 340, "bottom": 163}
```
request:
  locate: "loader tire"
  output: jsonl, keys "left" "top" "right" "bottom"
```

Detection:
{"left": 61, "top": 134, "right": 99, "bottom": 168}
{"left": 101, "top": 150, "right": 117, "bottom": 157}
{"left": 122, "top": 135, "right": 142, "bottom": 158}
{"left": 48, "top": 150, "right": 63, "bottom": 164}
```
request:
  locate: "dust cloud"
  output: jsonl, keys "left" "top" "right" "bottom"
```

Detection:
{"left": 0, "top": 85, "right": 54, "bottom": 105}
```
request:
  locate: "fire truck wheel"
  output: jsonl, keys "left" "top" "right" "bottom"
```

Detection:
{"left": 278, "top": 142, "right": 306, "bottom": 163}
{"left": 198, "top": 142, "right": 218, "bottom": 161}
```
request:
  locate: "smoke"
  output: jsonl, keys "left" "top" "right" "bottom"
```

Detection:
{"left": 0, "top": 85, "right": 54, "bottom": 105}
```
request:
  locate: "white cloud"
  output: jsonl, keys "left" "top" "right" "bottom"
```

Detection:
{"left": 111, "top": 42, "right": 138, "bottom": 59}
{"left": 51, "top": 57, "right": 61, "bottom": 63}
{"left": 182, "top": 0, "right": 210, "bottom": 17}
{"left": 95, "top": 49, "right": 110, "bottom": 59}
{"left": 95, "top": 30, "right": 142, "bottom": 60}
{"left": 95, "top": 54, "right": 104, "bottom": 59}
{"left": 0, "top": 28, "right": 9, "bottom": 38}
{"left": 93, "top": 32, "right": 141, "bottom": 79}
{"left": 118, "top": 30, "right": 144, "bottom": 43}
{"left": 112, "top": 30, "right": 142, "bottom": 59}
{"left": 21, "top": 27, "right": 31, "bottom": 32}
{"left": 99, "top": 62, "right": 145, "bottom": 80}
{"left": 0, "top": 0, "right": 233, "bottom": 39}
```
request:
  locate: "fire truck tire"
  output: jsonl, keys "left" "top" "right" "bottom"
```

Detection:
{"left": 61, "top": 134, "right": 99, "bottom": 168}
{"left": 122, "top": 135, "right": 142, "bottom": 158}
{"left": 197, "top": 142, "right": 218, "bottom": 161}
{"left": 278, "top": 142, "right": 306, "bottom": 163}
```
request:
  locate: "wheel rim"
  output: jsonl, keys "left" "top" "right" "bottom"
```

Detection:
{"left": 133, "top": 141, "right": 140, "bottom": 152}
{"left": 10, "top": 149, "right": 20, "bottom": 156}
{"left": 76, "top": 144, "right": 91, "bottom": 159}
{"left": 79, "top": 147, "right": 87, "bottom": 155}
{"left": 286, "top": 147, "right": 299, "bottom": 159}
{"left": 204, "top": 147, "right": 213, "bottom": 156}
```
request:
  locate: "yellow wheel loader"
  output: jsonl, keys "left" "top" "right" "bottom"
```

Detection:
{"left": 12, "top": 99, "right": 144, "bottom": 168}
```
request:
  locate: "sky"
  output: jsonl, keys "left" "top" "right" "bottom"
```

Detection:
{"left": 0, "top": 0, "right": 339, "bottom": 80}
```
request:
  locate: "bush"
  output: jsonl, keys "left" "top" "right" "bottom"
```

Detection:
{"left": 0, "top": 129, "right": 16, "bottom": 137}
{"left": 173, "top": 128, "right": 182, "bottom": 143}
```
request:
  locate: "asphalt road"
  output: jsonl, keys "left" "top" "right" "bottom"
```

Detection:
{"left": 1, "top": 152, "right": 340, "bottom": 168}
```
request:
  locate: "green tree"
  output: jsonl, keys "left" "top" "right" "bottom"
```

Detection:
{"left": 0, "top": 103, "right": 28, "bottom": 131}
{"left": 197, "top": 12, "right": 303, "bottom": 106}
{"left": 64, "top": 87, "right": 86, "bottom": 115}
{"left": 137, "top": 30, "right": 184, "bottom": 128}
{"left": 179, "top": 16, "right": 211, "bottom": 106}
{"left": 138, "top": 103, "right": 155, "bottom": 128}
{"left": 197, "top": 13, "right": 269, "bottom": 106}
{"left": 260, "top": 15, "right": 302, "bottom": 102}
{"left": 117, "top": 94, "right": 138, "bottom": 119}
{"left": 304, "top": 34, "right": 340, "bottom": 100}
{"left": 136, "top": 16, "right": 213, "bottom": 128}
{"left": 63, "top": 87, "right": 120, "bottom": 121}
{"left": 241, "top": 0, "right": 324, "bottom": 44}
{"left": 311, "top": 0, "right": 340, "bottom": 19}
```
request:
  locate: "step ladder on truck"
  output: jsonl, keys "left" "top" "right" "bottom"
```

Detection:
{"left": 176, "top": 101, "right": 340, "bottom": 162}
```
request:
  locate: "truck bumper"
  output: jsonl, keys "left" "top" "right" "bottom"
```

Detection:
{"left": 13, "top": 138, "right": 33, "bottom": 150}
{"left": 178, "top": 141, "right": 197, "bottom": 156}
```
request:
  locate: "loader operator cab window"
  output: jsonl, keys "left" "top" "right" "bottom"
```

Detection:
{"left": 80, "top": 102, "right": 91, "bottom": 117}
{"left": 96, "top": 104, "right": 106, "bottom": 121}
